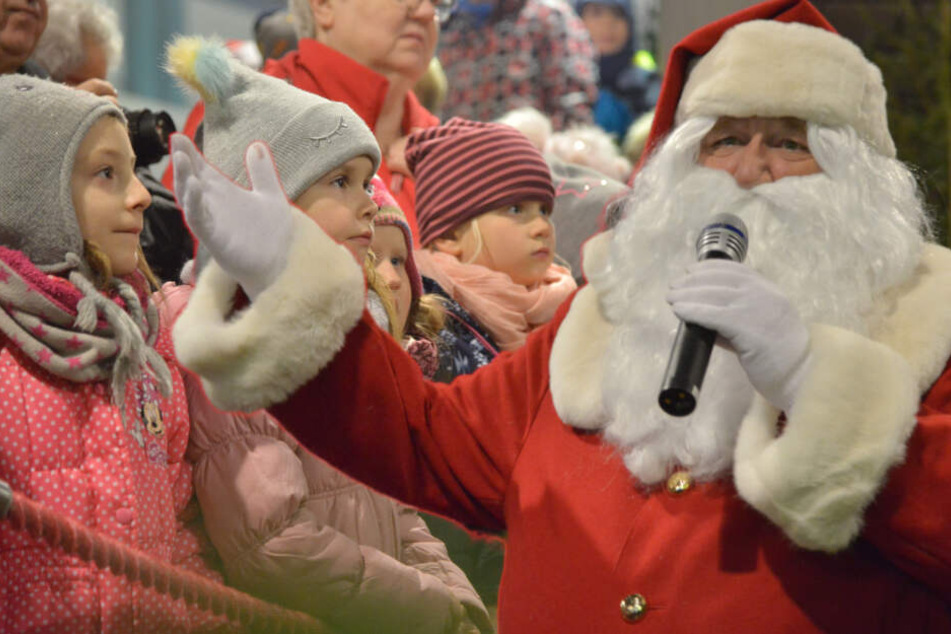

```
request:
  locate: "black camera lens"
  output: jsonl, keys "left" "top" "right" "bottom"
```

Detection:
{"left": 121, "top": 107, "right": 177, "bottom": 168}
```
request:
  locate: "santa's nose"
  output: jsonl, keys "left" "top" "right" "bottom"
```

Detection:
{"left": 730, "top": 135, "right": 773, "bottom": 189}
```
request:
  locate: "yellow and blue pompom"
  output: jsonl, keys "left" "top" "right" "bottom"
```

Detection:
{"left": 165, "top": 36, "right": 235, "bottom": 104}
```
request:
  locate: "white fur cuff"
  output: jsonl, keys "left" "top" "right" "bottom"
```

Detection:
{"left": 172, "top": 212, "right": 366, "bottom": 412}
{"left": 550, "top": 284, "right": 612, "bottom": 428}
{"left": 734, "top": 324, "right": 918, "bottom": 552}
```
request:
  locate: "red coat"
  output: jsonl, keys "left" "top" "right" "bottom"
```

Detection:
{"left": 263, "top": 299, "right": 950, "bottom": 632}
{"left": 165, "top": 40, "right": 439, "bottom": 244}
{"left": 174, "top": 218, "right": 951, "bottom": 632}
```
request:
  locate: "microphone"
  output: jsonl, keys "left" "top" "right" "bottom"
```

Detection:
{"left": 658, "top": 213, "right": 749, "bottom": 416}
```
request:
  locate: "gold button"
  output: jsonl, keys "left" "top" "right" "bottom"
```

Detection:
{"left": 666, "top": 470, "right": 693, "bottom": 495}
{"left": 620, "top": 593, "right": 647, "bottom": 622}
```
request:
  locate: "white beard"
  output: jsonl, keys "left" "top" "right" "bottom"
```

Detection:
{"left": 591, "top": 118, "right": 929, "bottom": 486}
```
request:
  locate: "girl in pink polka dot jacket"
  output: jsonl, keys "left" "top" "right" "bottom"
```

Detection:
{"left": 0, "top": 75, "right": 231, "bottom": 632}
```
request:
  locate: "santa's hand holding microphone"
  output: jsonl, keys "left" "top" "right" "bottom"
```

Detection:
{"left": 666, "top": 256, "right": 813, "bottom": 415}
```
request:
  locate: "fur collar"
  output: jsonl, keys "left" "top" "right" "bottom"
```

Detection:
{"left": 173, "top": 212, "right": 366, "bottom": 413}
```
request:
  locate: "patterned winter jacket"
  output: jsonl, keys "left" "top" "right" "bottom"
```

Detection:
{"left": 437, "top": 0, "right": 599, "bottom": 129}
{"left": 423, "top": 277, "right": 500, "bottom": 382}
{"left": 0, "top": 287, "right": 225, "bottom": 633}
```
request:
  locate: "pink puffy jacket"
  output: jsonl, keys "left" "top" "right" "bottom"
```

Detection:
{"left": 0, "top": 316, "right": 229, "bottom": 633}
{"left": 159, "top": 284, "right": 492, "bottom": 634}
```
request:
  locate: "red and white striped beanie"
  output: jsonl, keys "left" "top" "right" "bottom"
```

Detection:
{"left": 406, "top": 117, "right": 555, "bottom": 247}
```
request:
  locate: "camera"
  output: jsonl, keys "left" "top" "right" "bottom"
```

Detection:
{"left": 121, "top": 108, "right": 176, "bottom": 168}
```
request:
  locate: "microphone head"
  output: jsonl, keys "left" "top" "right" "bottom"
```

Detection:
{"left": 696, "top": 213, "right": 748, "bottom": 262}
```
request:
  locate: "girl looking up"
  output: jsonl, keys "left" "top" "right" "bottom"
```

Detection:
{"left": 0, "top": 74, "right": 226, "bottom": 633}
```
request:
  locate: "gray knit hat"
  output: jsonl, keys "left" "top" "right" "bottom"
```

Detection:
{"left": 0, "top": 74, "right": 124, "bottom": 273}
{"left": 166, "top": 36, "right": 381, "bottom": 203}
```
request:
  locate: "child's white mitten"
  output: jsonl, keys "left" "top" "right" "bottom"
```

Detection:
{"left": 667, "top": 260, "right": 811, "bottom": 412}
{"left": 171, "top": 134, "right": 293, "bottom": 300}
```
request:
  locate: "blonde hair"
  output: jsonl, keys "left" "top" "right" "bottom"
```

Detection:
{"left": 461, "top": 219, "right": 484, "bottom": 265}
{"left": 435, "top": 218, "right": 483, "bottom": 265}
{"left": 364, "top": 253, "right": 403, "bottom": 340}
{"left": 410, "top": 294, "right": 446, "bottom": 341}
{"left": 84, "top": 241, "right": 159, "bottom": 292}
{"left": 413, "top": 58, "right": 448, "bottom": 115}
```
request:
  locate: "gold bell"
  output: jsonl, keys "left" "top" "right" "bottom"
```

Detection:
{"left": 620, "top": 593, "right": 648, "bottom": 622}
{"left": 666, "top": 470, "right": 693, "bottom": 495}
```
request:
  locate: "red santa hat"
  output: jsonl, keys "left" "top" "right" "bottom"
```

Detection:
{"left": 635, "top": 0, "right": 893, "bottom": 174}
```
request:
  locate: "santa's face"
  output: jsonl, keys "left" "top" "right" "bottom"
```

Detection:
{"left": 592, "top": 116, "right": 927, "bottom": 486}
{"left": 698, "top": 117, "right": 822, "bottom": 186}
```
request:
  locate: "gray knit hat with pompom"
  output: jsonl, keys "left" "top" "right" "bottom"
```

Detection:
{"left": 0, "top": 74, "right": 125, "bottom": 273}
{"left": 166, "top": 36, "right": 381, "bottom": 203}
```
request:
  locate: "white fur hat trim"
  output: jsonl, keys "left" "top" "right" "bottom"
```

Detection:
{"left": 675, "top": 20, "right": 895, "bottom": 158}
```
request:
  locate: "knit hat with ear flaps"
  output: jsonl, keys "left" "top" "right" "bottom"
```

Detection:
{"left": 370, "top": 176, "right": 423, "bottom": 302}
{"left": 407, "top": 117, "right": 555, "bottom": 247}
{"left": 166, "top": 36, "right": 381, "bottom": 203}
{"left": 636, "top": 0, "right": 843, "bottom": 173}
{"left": 0, "top": 74, "right": 125, "bottom": 273}
{"left": 0, "top": 74, "right": 173, "bottom": 412}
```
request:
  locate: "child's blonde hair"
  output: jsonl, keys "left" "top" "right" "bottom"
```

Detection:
{"left": 412, "top": 294, "right": 446, "bottom": 341}
{"left": 365, "top": 250, "right": 446, "bottom": 343}
{"left": 364, "top": 253, "right": 401, "bottom": 340}
{"left": 84, "top": 241, "right": 160, "bottom": 292}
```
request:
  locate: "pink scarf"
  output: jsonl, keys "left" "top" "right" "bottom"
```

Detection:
{"left": 415, "top": 250, "right": 577, "bottom": 351}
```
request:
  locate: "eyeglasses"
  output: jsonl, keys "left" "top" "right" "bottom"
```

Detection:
{"left": 394, "top": 0, "right": 457, "bottom": 24}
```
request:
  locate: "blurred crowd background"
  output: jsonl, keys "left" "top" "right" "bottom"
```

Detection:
{"left": 88, "top": 0, "right": 948, "bottom": 243}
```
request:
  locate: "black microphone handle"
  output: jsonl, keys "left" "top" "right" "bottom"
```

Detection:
{"left": 655, "top": 213, "right": 747, "bottom": 416}
{"left": 658, "top": 321, "right": 718, "bottom": 416}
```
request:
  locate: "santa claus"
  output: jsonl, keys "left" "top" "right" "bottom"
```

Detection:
{"left": 170, "top": 0, "right": 951, "bottom": 631}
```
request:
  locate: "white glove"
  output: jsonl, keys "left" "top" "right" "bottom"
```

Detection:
{"left": 667, "top": 260, "right": 811, "bottom": 412}
{"left": 170, "top": 134, "right": 294, "bottom": 300}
